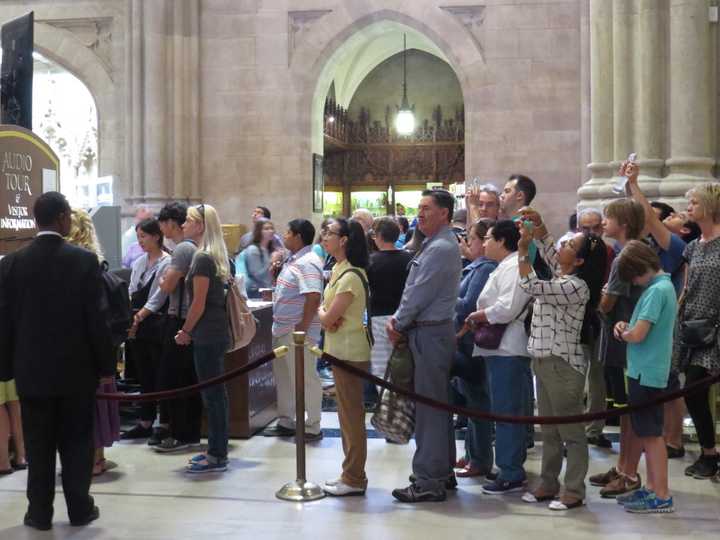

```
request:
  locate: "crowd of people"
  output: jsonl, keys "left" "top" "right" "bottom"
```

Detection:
{"left": 1, "top": 161, "right": 719, "bottom": 528}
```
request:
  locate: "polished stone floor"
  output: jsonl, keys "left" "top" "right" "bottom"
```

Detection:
{"left": 1, "top": 413, "right": 718, "bottom": 540}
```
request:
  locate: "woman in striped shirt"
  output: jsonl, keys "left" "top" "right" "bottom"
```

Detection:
{"left": 516, "top": 208, "right": 607, "bottom": 511}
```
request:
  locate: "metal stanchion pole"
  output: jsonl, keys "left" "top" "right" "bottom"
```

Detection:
{"left": 276, "top": 331, "right": 325, "bottom": 501}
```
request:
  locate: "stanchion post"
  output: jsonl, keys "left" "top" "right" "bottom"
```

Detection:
{"left": 276, "top": 331, "right": 325, "bottom": 501}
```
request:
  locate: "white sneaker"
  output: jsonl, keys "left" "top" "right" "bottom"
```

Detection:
{"left": 322, "top": 480, "right": 365, "bottom": 496}
{"left": 324, "top": 477, "right": 343, "bottom": 487}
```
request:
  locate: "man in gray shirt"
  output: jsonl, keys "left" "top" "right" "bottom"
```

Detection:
{"left": 387, "top": 189, "right": 462, "bottom": 502}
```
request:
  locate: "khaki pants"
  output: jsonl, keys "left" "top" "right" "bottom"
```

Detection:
{"left": 533, "top": 355, "right": 589, "bottom": 500}
{"left": 272, "top": 333, "right": 323, "bottom": 435}
{"left": 333, "top": 360, "right": 370, "bottom": 489}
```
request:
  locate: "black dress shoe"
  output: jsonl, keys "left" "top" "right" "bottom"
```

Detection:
{"left": 24, "top": 513, "right": 52, "bottom": 531}
{"left": 392, "top": 484, "right": 446, "bottom": 503}
{"left": 120, "top": 424, "right": 153, "bottom": 440}
{"left": 70, "top": 505, "right": 99, "bottom": 527}
{"left": 148, "top": 427, "right": 170, "bottom": 446}
{"left": 262, "top": 424, "right": 295, "bottom": 437}
{"left": 666, "top": 445, "right": 685, "bottom": 459}
{"left": 408, "top": 473, "right": 457, "bottom": 490}
{"left": 588, "top": 434, "right": 613, "bottom": 448}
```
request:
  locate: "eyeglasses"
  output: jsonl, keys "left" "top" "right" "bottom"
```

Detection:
{"left": 322, "top": 230, "right": 341, "bottom": 238}
{"left": 196, "top": 204, "right": 205, "bottom": 224}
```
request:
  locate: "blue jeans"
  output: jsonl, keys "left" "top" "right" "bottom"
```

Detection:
{"left": 485, "top": 355, "right": 531, "bottom": 483}
{"left": 451, "top": 340, "right": 493, "bottom": 471}
{"left": 193, "top": 341, "right": 229, "bottom": 463}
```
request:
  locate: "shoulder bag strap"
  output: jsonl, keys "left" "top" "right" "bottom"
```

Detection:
{"left": 336, "top": 268, "right": 374, "bottom": 347}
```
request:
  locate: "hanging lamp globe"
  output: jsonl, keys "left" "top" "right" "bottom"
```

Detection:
{"left": 395, "top": 108, "right": 415, "bottom": 135}
{"left": 395, "top": 33, "right": 415, "bottom": 135}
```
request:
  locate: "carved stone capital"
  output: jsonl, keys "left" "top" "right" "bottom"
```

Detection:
{"left": 439, "top": 5, "right": 486, "bottom": 60}
{"left": 288, "top": 10, "right": 332, "bottom": 66}
{"left": 37, "top": 17, "right": 114, "bottom": 80}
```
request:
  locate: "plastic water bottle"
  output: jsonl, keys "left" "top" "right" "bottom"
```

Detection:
{"left": 612, "top": 152, "right": 637, "bottom": 194}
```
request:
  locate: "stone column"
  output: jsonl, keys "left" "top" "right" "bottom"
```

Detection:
{"left": 578, "top": 0, "right": 614, "bottom": 206}
{"left": 635, "top": 0, "right": 666, "bottom": 194}
{"left": 663, "top": 0, "right": 715, "bottom": 200}
{"left": 124, "top": 0, "right": 201, "bottom": 207}
{"left": 612, "top": 0, "right": 633, "bottom": 165}
{"left": 142, "top": 0, "right": 169, "bottom": 201}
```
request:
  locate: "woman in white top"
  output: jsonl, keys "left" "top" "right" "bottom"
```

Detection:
{"left": 516, "top": 208, "right": 607, "bottom": 510}
{"left": 124, "top": 218, "right": 171, "bottom": 444}
{"left": 466, "top": 220, "right": 532, "bottom": 495}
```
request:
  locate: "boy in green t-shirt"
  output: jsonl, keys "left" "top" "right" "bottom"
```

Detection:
{"left": 613, "top": 241, "right": 677, "bottom": 514}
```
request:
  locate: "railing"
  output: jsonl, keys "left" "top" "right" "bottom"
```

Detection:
{"left": 324, "top": 99, "right": 464, "bottom": 145}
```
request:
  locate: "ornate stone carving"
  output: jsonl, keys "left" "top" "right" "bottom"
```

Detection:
{"left": 288, "top": 10, "right": 332, "bottom": 66}
{"left": 38, "top": 18, "right": 114, "bottom": 80}
{"left": 439, "top": 5, "right": 486, "bottom": 59}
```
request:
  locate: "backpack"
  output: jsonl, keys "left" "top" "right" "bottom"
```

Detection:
{"left": 226, "top": 274, "right": 257, "bottom": 352}
{"left": 100, "top": 262, "right": 133, "bottom": 347}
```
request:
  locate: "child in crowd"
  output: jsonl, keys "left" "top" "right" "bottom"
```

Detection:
{"left": 613, "top": 241, "right": 677, "bottom": 513}
{"left": 591, "top": 198, "right": 646, "bottom": 497}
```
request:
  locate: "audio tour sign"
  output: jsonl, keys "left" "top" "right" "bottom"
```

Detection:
{"left": 0, "top": 124, "right": 59, "bottom": 255}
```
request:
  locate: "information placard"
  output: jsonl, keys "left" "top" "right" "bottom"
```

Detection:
{"left": 0, "top": 124, "right": 60, "bottom": 254}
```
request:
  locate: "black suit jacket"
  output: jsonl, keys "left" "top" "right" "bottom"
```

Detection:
{"left": 0, "top": 234, "right": 115, "bottom": 397}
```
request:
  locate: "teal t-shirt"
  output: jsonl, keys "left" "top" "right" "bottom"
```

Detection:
{"left": 626, "top": 274, "right": 678, "bottom": 388}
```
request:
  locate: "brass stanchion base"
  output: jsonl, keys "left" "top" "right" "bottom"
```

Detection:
{"left": 276, "top": 480, "right": 326, "bottom": 502}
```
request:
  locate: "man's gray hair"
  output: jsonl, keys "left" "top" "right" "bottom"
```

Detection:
{"left": 468, "top": 179, "right": 500, "bottom": 200}
{"left": 577, "top": 207, "right": 602, "bottom": 220}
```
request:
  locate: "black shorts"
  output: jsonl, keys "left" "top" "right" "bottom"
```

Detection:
{"left": 627, "top": 376, "right": 664, "bottom": 438}
{"left": 605, "top": 366, "right": 628, "bottom": 406}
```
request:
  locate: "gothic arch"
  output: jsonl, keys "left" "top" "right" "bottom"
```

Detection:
{"left": 289, "top": 7, "right": 484, "bottom": 167}
{"left": 33, "top": 22, "right": 117, "bottom": 179}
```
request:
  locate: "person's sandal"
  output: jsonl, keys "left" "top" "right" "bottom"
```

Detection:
{"left": 92, "top": 459, "right": 107, "bottom": 477}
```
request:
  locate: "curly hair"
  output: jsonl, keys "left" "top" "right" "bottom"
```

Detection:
{"left": 66, "top": 209, "right": 103, "bottom": 261}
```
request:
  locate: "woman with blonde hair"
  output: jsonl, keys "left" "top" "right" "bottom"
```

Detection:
{"left": 674, "top": 183, "right": 720, "bottom": 479}
{"left": 66, "top": 209, "right": 120, "bottom": 476}
{"left": 174, "top": 204, "right": 232, "bottom": 474}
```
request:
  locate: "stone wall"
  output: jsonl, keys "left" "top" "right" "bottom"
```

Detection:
{"left": 2, "top": 0, "right": 591, "bottom": 237}
{"left": 200, "top": 0, "right": 587, "bottom": 236}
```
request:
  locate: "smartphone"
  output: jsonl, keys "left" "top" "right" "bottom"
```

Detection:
{"left": 612, "top": 152, "right": 637, "bottom": 194}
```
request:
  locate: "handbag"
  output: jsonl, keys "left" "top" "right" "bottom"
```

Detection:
{"left": 370, "top": 345, "right": 415, "bottom": 444}
{"left": 473, "top": 298, "right": 532, "bottom": 349}
{"left": 473, "top": 322, "right": 508, "bottom": 349}
{"left": 226, "top": 275, "right": 257, "bottom": 352}
{"left": 679, "top": 317, "right": 720, "bottom": 348}
{"left": 131, "top": 267, "right": 168, "bottom": 344}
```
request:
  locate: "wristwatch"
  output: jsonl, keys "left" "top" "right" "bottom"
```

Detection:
{"left": 518, "top": 255, "right": 530, "bottom": 264}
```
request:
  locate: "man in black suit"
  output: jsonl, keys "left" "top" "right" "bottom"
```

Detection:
{"left": 0, "top": 192, "right": 114, "bottom": 530}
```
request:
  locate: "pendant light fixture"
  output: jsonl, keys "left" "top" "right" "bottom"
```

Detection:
{"left": 395, "top": 34, "right": 415, "bottom": 135}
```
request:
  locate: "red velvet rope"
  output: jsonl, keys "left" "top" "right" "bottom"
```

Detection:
{"left": 96, "top": 350, "right": 278, "bottom": 402}
{"left": 94, "top": 345, "right": 719, "bottom": 426}
{"left": 321, "top": 353, "right": 720, "bottom": 425}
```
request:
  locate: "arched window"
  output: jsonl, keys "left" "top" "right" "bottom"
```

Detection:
{"left": 31, "top": 52, "right": 105, "bottom": 208}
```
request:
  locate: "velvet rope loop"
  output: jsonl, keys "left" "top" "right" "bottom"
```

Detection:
{"left": 96, "top": 348, "right": 285, "bottom": 402}
{"left": 319, "top": 352, "right": 720, "bottom": 425}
